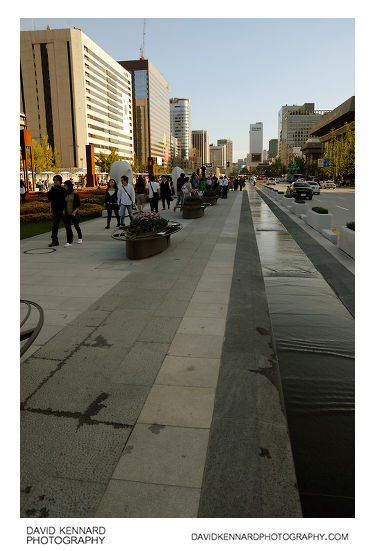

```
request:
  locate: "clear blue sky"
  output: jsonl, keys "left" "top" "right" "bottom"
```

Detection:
{"left": 20, "top": 18, "right": 354, "bottom": 160}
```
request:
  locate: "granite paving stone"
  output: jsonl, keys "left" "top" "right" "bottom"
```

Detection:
{"left": 155, "top": 356, "right": 221, "bottom": 388}
{"left": 137, "top": 316, "right": 182, "bottom": 344}
{"left": 95, "top": 479, "right": 200, "bottom": 518}
{"left": 168, "top": 333, "right": 224, "bottom": 359}
{"left": 53, "top": 424, "right": 132, "bottom": 483}
{"left": 177, "top": 317, "right": 226, "bottom": 336}
{"left": 184, "top": 301, "right": 228, "bottom": 319}
{"left": 21, "top": 357, "right": 60, "bottom": 403}
{"left": 138, "top": 385, "right": 216, "bottom": 428}
{"left": 113, "top": 342, "right": 170, "bottom": 386}
{"left": 155, "top": 299, "right": 190, "bottom": 318}
{"left": 112, "top": 424, "right": 210, "bottom": 488}
{"left": 31, "top": 325, "right": 95, "bottom": 360}
{"left": 22, "top": 476, "right": 106, "bottom": 518}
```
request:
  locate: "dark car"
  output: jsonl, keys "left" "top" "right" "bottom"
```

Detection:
{"left": 291, "top": 181, "right": 313, "bottom": 200}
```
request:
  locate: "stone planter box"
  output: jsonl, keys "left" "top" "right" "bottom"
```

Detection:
{"left": 291, "top": 202, "right": 308, "bottom": 216}
{"left": 338, "top": 226, "right": 355, "bottom": 258}
{"left": 283, "top": 197, "right": 294, "bottom": 208}
{"left": 306, "top": 209, "right": 333, "bottom": 233}
{"left": 202, "top": 196, "right": 217, "bottom": 205}
{"left": 126, "top": 233, "right": 170, "bottom": 259}
{"left": 182, "top": 205, "right": 205, "bottom": 219}
{"left": 275, "top": 194, "right": 284, "bottom": 202}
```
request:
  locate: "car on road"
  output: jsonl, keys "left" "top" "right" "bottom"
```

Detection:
{"left": 290, "top": 181, "right": 313, "bottom": 200}
{"left": 322, "top": 180, "right": 336, "bottom": 189}
{"left": 305, "top": 181, "right": 320, "bottom": 194}
{"left": 267, "top": 177, "right": 276, "bottom": 185}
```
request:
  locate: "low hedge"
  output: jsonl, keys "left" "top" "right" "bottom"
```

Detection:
{"left": 20, "top": 203, "right": 103, "bottom": 223}
{"left": 346, "top": 221, "right": 355, "bottom": 231}
{"left": 183, "top": 197, "right": 204, "bottom": 206}
{"left": 295, "top": 199, "right": 305, "bottom": 204}
{"left": 312, "top": 206, "right": 329, "bottom": 214}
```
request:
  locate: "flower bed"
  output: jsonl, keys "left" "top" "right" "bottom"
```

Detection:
{"left": 20, "top": 200, "right": 103, "bottom": 222}
{"left": 127, "top": 211, "right": 168, "bottom": 235}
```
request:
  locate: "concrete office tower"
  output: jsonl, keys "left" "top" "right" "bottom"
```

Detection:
{"left": 192, "top": 130, "right": 210, "bottom": 165}
{"left": 20, "top": 28, "right": 134, "bottom": 169}
{"left": 209, "top": 144, "right": 226, "bottom": 171}
{"left": 118, "top": 59, "right": 170, "bottom": 167}
{"left": 263, "top": 149, "right": 268, "bottom": 162}
{"left": 278, "top": 103, "right": 331, "bottom": 165}
{"left": 217, "top": 139, "right": 233, "bottom": 167}
{"left": 268, "top": 139, "right": 278, "bottom": 160}
{"left": 249, "top": 122, "right": 263, "bottom": 167}
{"left": 169, "top": 135, "right": 181, "bottom": 165}
{"left": 170, "top": 98, "right": 191, "bottom": 160}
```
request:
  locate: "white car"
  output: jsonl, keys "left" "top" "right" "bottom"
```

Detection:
{"left": 267, "top": 178, "right": 276, "bottom": 185}
{"left": 322, "top": 180, "right": 336, "bottom": 189}
{"left": 305, "top": 181, "right": 320, "bottom": 194}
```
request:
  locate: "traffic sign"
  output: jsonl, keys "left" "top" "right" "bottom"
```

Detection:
{"left": 288, "top": 164, "right": 300, "bottom": 170}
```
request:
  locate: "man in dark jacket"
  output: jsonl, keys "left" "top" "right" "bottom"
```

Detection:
{"left": 47, "top": 175, "right": 66, "bottom": 246}
{"left": 174, "top": 173, "right": 185, "bottom": 211}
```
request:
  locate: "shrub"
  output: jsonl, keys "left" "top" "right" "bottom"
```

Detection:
{"left": 346, "top": 221, "right": 355, "bottom": 231}
{"left": 20, "top": 202, "right": 103, "bottom": 222}
{"left": 295, "top": 199, "right": 305, "bottom": 204}
{"left": 127, "top": 211, "right": 168, "bottom": 235}
{"left": 21, "top": 201, "right": 50, "bottom": 214}
{"left": 312, "top": 206, "right": 329, "bottom": 214}
{"left": 183, "top": 197, "right": 204, "bottom": 206}
{"left": 278, "top": 191, "right": 284, "bottom": 194}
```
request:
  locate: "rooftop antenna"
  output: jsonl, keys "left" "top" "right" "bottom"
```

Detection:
{"left": 139, "top": 18, "right": 146, "bottom": 60}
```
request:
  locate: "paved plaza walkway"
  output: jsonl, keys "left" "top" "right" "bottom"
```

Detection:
{"left": 20, "top": 187, "right": 354, "bottom": 518}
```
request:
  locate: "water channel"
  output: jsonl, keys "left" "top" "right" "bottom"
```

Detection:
{"left": 248, "top": 188, "right": 355, "bottom": 517}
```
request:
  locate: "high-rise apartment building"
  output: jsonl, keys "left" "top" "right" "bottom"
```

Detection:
{"left": 20, "top": 28, "right": 134, "bottom": 169}
{"left": 192, "top": 130, "right": 210, "bottom": 165}
{"left": 268, "top": 139, "right": 278, "bottom": 160}
{"left": 278, "top": 103, "right": 331, "bottom": 165}
{"left": 209, "top": 144, "right": 226, "bottom": 170}
{"left": 217, "top": 139, "right": 233, "bottom": 166}
{"left": 170, "top": 98, "right": 191, "bottom": 160}
{"left": 249, "top": 122, "right": 263, "bottom": 167}
{"left": 118, "top": 59, "right": 170, "bottom": 167}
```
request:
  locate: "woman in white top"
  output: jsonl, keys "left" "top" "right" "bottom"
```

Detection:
{"left": 147, "top": 176, "right": 160, "bottom": 213}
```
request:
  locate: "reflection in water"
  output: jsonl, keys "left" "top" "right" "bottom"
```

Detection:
{"left": 249, "top": 189, "right": 355, "bottom": 518}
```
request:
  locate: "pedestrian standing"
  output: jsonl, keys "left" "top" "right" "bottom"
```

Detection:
{"left": 222, "top": 176, "right": 229, "bottom": 198}
{"left": 20, "top": 180, "right": 26, "bottom": 203}
{"left": 183, "top": 177, "right": 192, "bottom": 200}
{"left": 104, "top": 179, "right": 120, "bottom": 229}
{"left": 135, "top": 175, "right": 146, "bottom": 212}
{"left": 160, "top": 175, "right": 172, "bottom": 210}
{"left": 191, "top": 173, "right": 200, "bottom": 191}
{"left": 147, "top": 175, "right": 160, "bottom": 213}
{"left": 174, "top": 172, "right": 185, "bottom": 211}
{"left": 63, "top": 180, "right": 82, "bottom": 247}
{"left": 239, "top": 177, "right": 244, "bottom": 191}
{"left": 233, "top": 177, "right": 238, "bottom": 191}
{"left": 47, "top": 175, "right": 66, "bottom": 247}
{"left": 117, "top": 175, "right": 135, "bottom": 228}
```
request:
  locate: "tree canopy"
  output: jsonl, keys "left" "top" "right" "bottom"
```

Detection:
{"left": 95, "top": 148, "right": 120, "bottom": 173}
{"left": 32, "top": 135, "right": 61, "bottom": 173}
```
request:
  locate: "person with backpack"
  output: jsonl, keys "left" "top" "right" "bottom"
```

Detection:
{"left": 104, "top": 179, "right": 120, "bottom": 229}
{"left": 147, "top": 175, "right": 160, "bottom": 212}
{"left": 117, "top": 175, "right": 135, "bottom": 228}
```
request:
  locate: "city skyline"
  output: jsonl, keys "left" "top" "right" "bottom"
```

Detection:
{"left": 20, "top": 18, "right": 355, "bottom": 161}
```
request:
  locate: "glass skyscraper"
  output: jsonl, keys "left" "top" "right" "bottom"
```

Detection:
{"left": 118, "top": 59, "right": 170, "bottom": 166}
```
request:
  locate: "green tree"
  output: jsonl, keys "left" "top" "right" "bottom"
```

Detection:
{"left": 32, "top": 135, "right": 61, "bottom": 173}
{"left": 339, "top": 122, "right": 355, "bottom": 176}
{"left": 269, "top": 157, "right": 287, "bottom": 176}
{"left": 95, "top": 148, "right": 120, "bottom": 173}
{"left": 240, "top": 166, "right": 250, "bottom": 175}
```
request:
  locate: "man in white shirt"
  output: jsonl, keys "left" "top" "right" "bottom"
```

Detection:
{"left": 117, "top": 175, "right": 135, "bottom": 228}
{"left": 147, "top": 176, "right": 160, "bottom": 212}
{"left": 222, "top": 176, "right": 229, "bottom": 198}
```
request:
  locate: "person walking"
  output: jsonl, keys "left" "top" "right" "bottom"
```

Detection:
{"left": 183, "top": 176, "right": 192, "bottom": 201}
{"left": 47, "top": 175, "right": 66, "bottom": 247}
{"left": 104, "top": 179, "right": 120, "bottom": 229}
{"left": 62, "top": 180, "right": 82, "bottom": 247}
{"left": 222, "top": 176, "right": 229, "bottom": 198}
{"left": 239, "top": 177, "right": 244, "bottom": 191}
{"left": 174, "top": 172, "right": 185, "bottom": 211}
{"left": 117, "top": 175, "right": 135, "bottom": 228}
{"left": 20, "top": 180, "right": 26, "bottom": 203}
{"left": 135, "top": 174, "right": 146, "bottom": 213}
{"left": 160, "top": 175, "right": 172, "bottom": 210}
{"left": 191, "top": 173, "right": 200, "bottom": 192}
{"left": 147, "top": 175, "right": 160, "bottom": 213}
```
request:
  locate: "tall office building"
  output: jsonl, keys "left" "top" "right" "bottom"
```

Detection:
{"left": 170, "top": 98, "right": 191, "bottom": 160}
{"left": 118, "top": 59, "right": 170, "bottom": 167}
{"left": 268, "top": 138, "right": 278, "bottom": 160}
{"left": 249, "top": 122, "right": 263, "bottom": 167}
{"left": 192, "top": 130, "right": 210, "bottom": 165}
{"left": 278, "top": 103, "right": 331, "bottom": 165}
{"left": 20, "top": 28, "right": 134, "bottom": 169}
{"left": 209, "top": 144, "right": 226, "bottom": 170}
{"left": 217, "top": 139, "right": 233, "bottom": 166}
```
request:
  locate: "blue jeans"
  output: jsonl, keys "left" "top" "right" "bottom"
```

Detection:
{"left": 175, "top": 190, "right": 184, "bottom": 208}
{"left": 119, "top": 204, "right": 134, "bottom": 227}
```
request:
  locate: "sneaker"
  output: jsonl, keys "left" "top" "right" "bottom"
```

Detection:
{"left": 48, "top": 241, "right": 58, "bottom": 247}
{"left": 77, "top": 238, "right": 83, "bottom": 244}
{"left": 64, "top": 243, "right": 72, "bottom": 248}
